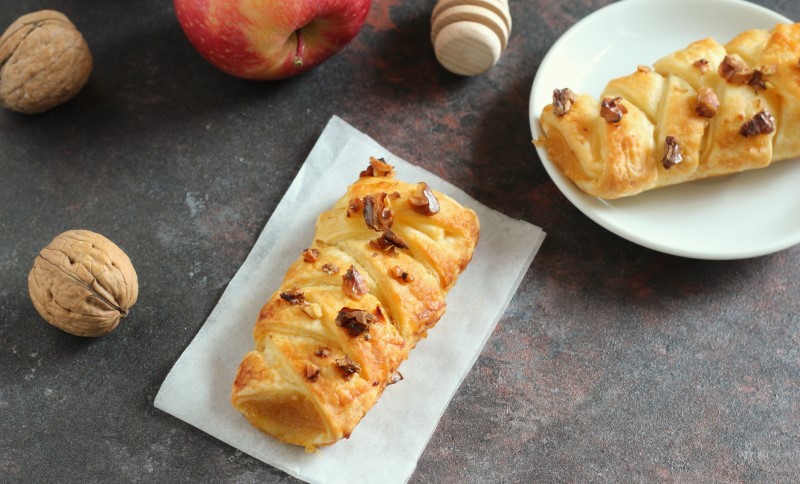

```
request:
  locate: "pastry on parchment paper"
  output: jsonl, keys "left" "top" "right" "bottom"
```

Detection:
{"left": 538, "top": 23, "right": 800, "bottom": 199}
{"left": 231, "top": 157, "right": 480, "bottom": 449}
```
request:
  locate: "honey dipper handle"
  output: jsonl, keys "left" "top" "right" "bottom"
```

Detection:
{"left": 431, "top": 0, "right": 512, "bottom": 76}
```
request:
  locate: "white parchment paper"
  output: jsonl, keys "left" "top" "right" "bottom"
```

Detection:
{"left": 154, "top": 115, "right": 545, "bottom": 484}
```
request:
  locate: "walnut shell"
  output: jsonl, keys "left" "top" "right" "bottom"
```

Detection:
{"left": 28, "top": 230, "right": 138, "bottom": 337}
{"left": 0, "top": 10, "right": 92, "bottom": 114}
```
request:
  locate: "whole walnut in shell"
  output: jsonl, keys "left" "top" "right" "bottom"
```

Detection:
{"left": 0, "top": 10, "right": 92, "bottom": 114}
{"left": 28, "top": 230, "right": 138, "bottom": 337}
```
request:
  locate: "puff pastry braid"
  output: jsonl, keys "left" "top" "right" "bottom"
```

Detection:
{"left": 231, "top": 158, "right": 479, "bottom": 449}
{"left": 539, "top": 23, "right": 800, "bottom": 199}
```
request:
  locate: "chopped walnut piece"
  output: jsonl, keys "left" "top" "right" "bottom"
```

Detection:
{"left": 636, "top": 65, "right": 651, "bottom": 73}
{"left": 719, "top": 55, "right": 753, "bottom": 84}
{"left": 346, "top": 198, "right": 363, "bottom": 218}
{"left": 369, "top": 233, "right": 400, "bottom": 254}
{"left": 693, "top": 58, "right": 710, "bottom": 74}
{"left": 748, "top": 69, "right": 768, "bottom": 92}
{"left": 695, "top": 87, "right": 719, "bottom": 118}
{"left": 302, "top": 248, "right": 320, "bottom": 263}
{"left": 388, "top": 191, "right": 401, "bottom": 201}
{"left": 552, "top": 88, "right": 577, "bottom": 117}
{"left": 391, "top": 265, "right": 415, "bottom": 283}
{"left": 754, "top": 65, "right": 777, "bottom": 91}
{"left": 321, "top": 262, "right": 340, "bottom": 275}
{"left": 305, "top": 364, "right": 321, "bottom": 382}
{"left": 363, "top": 193, "right": 394, "bottom": 231}
{"left": 370, "top": 230, "right": 410, "bottom": 251}
{"left": 409, "top": 182, "right": 440, "bottom": 216}
{"left": 342, "top": 265, "right": 368, "bottom": 299}
{"left": 301, "top": 302, "right": 323, "bottom": 319}
{"left": 314, "top": 347, "right": 331, "bottom": 358}
{"left": 360, "top": 157, "right": 395, "bottom": 178}
{"left": 661, "top": 136, "right": 683, "bottom": 169}
{"left": 369, "top": 244, "right": 396, "bottom": 257}
{"left": 600, "top": 97, "right": 628, "bottom": 123}
{"left": 740, "top": 110, "right": 775, "bottom": 137}
{"left": 336, "top": 307, "right": 376, "bottom": 336}
{"left": 279, "top": 287, "right": 304, "bottom": 305}
{"left": 387, "top": 371, "right": 404, "bottom": 385}
{"left": 334, "top": 356, "right": 361, "bottom": 380}
{"left": 375, "top": 305, "right": 386, "bottom": 322}
{"left": 384, "top": 230, "right": 409, "bottom": 249}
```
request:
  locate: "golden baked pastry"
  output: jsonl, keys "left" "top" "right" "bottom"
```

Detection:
{"left": 538, "top": 23, "right": 800, "bottom": 199}
{"left": 231, "top": 157, "right": 480, "bottom": 449}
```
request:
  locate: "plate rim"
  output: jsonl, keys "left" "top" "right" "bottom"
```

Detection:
{"left": 529, "top": 0, "right": 795, "bottom": 260}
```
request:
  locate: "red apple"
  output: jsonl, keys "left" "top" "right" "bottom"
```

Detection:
{"left": 174, "top": 0, "right": 371, "bottom": 80}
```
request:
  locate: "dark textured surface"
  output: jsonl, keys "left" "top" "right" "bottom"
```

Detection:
{"left": 2, "top": 0, "right": 800, "bottom": 482}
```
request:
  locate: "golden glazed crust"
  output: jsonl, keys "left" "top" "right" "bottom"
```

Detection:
{"left": 231, "top": 161, "right": 479, "bottom": 449}
{"left": 539, "top": 23, "right": 800, "bottom": 199}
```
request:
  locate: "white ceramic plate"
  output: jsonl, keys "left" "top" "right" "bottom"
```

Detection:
{"left": 530, "top": 0, "right": 797, "bottom": 259}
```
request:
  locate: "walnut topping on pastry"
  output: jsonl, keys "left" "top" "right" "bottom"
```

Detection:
{"left": 336, "top": 307, "right": 376, "bottom": 336}
{"left": 719, "top": 56, "right": 774, "bottom": 92}
{"left": 374, "top": 305, "right": 386, "bottom": 323}
{"left": 369, "top": 241, "right": 397, "bottom": 256}
{"left": 360, "top": 157, "right": 395, "bottom": 178}
{"left": 346, "top": 198, "right": 363, "bottom": 217}
{"left": 387, "top": 371, "right": 403, "bottom": 385}
{"left": 279, "top": 287, "right": 304, "bottom": 305}
{"left": 321, "top": 262, "right": 340, "bottom": 275}
{"left": 342, "top": 265, "right": 368, "bottom": 299}
{"left": 753, "top": 65, "right": 778, "bottom": 92}
{"left": 363, "top": 193, "right": 394, "bottom": 231}
{"left": 370, "top": 230, "right": 409, "bottom": 251}
{"left": 748, "top": 69, "right": 769, "bottom": 92}
{"left": 636, "top": 65, "right": 651, "bottom": 73}
{"left": 600, "top": 97, "right": 627, "bottom": 123}
{"left": 314, "top": 347, "right": 331, "bottom": 358}
{"left": 695, "top": 87, "right": 719, "bottom": 118}
{"left": 302, "top": 248, "right": 320, "bottom": 263}
{"left": 391, "top": 265, "right": 415, "bottom": 283}
{"left": 693, "top": 58, "right": 710, "bottom": 74}
{"left": 334, "top": 356, "right": 361, "bottom": 380}
{"left": 384, "top": 230, "right": 409, "bottom": 249}
{"left": 661, "top": 136, "right": 683, "bottom": 169}
{"left": 719, "top": 54, "right": 753, "bottom": 84}
{"left": 552, "top": 88, "right": 577, "bottom": 117}
{"left": 409, "top": 182, "right": 440, "bottom": 215}
{"left": 740, "top": 110, "right": 775, "bottom": 137}
{"left": 305, "top": 364, "right": 321, "bottom": 382}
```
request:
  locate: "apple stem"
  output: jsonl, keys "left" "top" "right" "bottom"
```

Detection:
{"left": 293, "top": 30, "right": 305, "bottom": 67}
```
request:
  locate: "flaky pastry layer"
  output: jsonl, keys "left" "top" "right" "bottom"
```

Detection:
{"left": 231, "top": 159, "right": 479, "bottom": 449}
{"left": 539, "top": 23, "right": 800, "bottom": 199}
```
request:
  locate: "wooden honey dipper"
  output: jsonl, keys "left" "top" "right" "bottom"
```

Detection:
{"left": 431, "top": 0, "right": 512, "bottom": 76}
